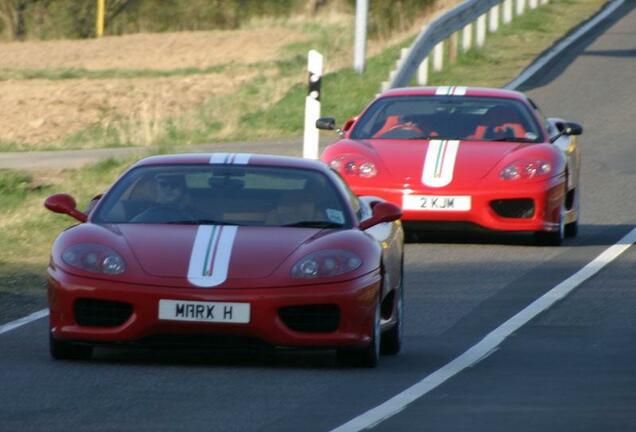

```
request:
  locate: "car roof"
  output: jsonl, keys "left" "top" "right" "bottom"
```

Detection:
{"left": 132, "top": 153, "right": 330, "bottom": 172}
{"left": 378, "top": 86, "right": 528, "bottom": 101}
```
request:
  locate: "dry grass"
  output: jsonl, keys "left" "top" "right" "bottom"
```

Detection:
{"left": 0, "top": 28, "right": 308, "bottom": 70}
{"left": 0, "top": 2, "right": 463, "bottom": 150}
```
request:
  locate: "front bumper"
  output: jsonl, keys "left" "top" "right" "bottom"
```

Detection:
{"left": 48, "top": 268, "right": 381, "bottom": 349}
{"left": 352, "top": 179, "right": 566, "bottom": 232}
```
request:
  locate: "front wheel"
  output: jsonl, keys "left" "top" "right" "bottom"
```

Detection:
{"left": 381, "top": 284, "right": 403, "bottom": 356}
{"left": 49, "top": 333, "right": 93, "bottom": 361}
{"left": 535, "top": 204, "right": 565, "bottom": 246}
{"left": 337, "top": 301, "right": 380, "bottom": 368}
{"left": 565, "top": 219, "right": 578, "bottom": 237}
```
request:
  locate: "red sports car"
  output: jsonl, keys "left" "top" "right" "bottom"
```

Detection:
{"left": 45, "top": 153, "right": 404, "bottom": 367}
{"left": 318, "top": 86, "right": 582, "bottom": 245}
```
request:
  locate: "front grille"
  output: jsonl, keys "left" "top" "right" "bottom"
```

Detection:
{"left": 278, "top": 304, "right": 340, "bottom": 333}
{"left": 490, "top": 199, "right": 535, "bottom": 218}
{"left": 74, "top": 298, "right": 133, "bottom": 327}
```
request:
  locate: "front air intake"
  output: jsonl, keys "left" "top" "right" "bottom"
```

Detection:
{"left": 74, "top": 298, "right": 133, "bottom": 327}
{"left": 278, "top": 304, "right": 340, "bottom": 333}
{"left": 490, "top": 199, "right": 535, "bottom": 219}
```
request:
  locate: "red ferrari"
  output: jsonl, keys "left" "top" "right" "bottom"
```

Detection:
{"left": 45, "top": 153, "right": 404, "bottom": 367}
{"left": 318, "top": 86, "right": 582, "bottom": 245}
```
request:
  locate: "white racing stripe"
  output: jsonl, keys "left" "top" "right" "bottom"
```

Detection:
{"left": 435, "top": 86, "right": 467, "bottom": 96}
{"left": 421, "top": 140, "right": 460, "bottom": 187}
{"left": 209, "top": 153, "right": 251, "bottom": 165}
{"left": 188, "top": 225, "right": 238, "bottom": 288}
{"left": 330, "top": 227, "right": 636, "bottom": 432}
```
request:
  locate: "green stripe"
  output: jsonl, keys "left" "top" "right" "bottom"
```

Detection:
{"left": 433, "top": 141, "right": 446, "bottom": 178}
{"left": 201, "top": 226, "right": 217, "bottom": 276}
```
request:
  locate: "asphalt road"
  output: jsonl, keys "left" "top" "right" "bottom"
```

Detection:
{"left": 1, "top": 2, "right": 635, "bottom": 431}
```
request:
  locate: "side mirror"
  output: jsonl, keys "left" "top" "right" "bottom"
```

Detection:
{"left": 342, "top": 117, "right": 356, "bottom": 132}
{"left": 563, "top": 121, "right": 583, "bottom": 136}
{"left": 315, "top": 117, "right": 336, "bottom": 131}
{"left": 359, "top": 201, "right": 402, "bottom": 230}
{"left": 44, "top": 194, "right": 88, "bottom": 223}
{"left": 550, "top": 119, "right": 583, "bottom": 142}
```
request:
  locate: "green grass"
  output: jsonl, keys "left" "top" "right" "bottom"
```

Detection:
{"left": 0, "top": 158, "right": 133, "bottom": 298}
{"left": 0, "top": 65, "right": 229, "bottom": 81}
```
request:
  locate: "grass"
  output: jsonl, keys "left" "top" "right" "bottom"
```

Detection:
{"left": 0, "top": 158, "right": 132, "bottom": 300}
{"left": 0, "top": 0, "right": 609, "bottom": 307}
{"left": 0, "top": 65, "right": 229, "bottom": 81}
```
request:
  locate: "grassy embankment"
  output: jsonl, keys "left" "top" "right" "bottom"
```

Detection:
{"left": 0, "top": 0, "right": 607, "bottom": 317}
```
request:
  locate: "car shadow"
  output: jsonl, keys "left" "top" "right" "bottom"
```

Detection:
{"left": 91, "top": 345, "right": 346, "bottom": 370}
{"left": 405, "top": 223, "right": 635, "bottom": 247}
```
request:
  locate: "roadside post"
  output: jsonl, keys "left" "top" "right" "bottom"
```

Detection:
{"left": 354, "top": 0, "right": 369, "bottom": 73}
{"left": 96, "top": 0, "right": 105, "bottom": 38}
{"left": 303, "top": 50, "right": 323, "bottom": 160}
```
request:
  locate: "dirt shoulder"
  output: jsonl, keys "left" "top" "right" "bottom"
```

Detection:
{"left": 0, "top": 27, "right": 306, "bottom": 148}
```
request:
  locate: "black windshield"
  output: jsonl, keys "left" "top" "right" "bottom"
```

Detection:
{"left": 350, "top": 95, "right": 544, "bottom": 143}
{"left": 92, "top": 165, "right": 352, "bottom": 228}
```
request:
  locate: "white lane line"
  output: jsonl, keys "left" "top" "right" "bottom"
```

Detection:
{"left": 0, "top": 309, "right": 48, "bottom": 335}
{"left": 505, "top": 0, "right": 625, "bottom": 90}
{"left": 330, "top": 227, "right": 636, "bottom": 432}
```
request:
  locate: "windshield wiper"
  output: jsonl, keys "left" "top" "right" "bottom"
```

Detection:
{"left": 486, "top": 137, "right": 535, "bottom": 143}
{"left": 164, "top": 220, "right": 247, "bottom": 226}
{"left": 282, "top": 221, "right": 344, "bottom": 228}
{"left": 407, "top": 135, "right": 456, "bottom": 140}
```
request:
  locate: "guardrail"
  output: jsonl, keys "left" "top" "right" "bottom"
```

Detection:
{"left": 382, "top": 0, "right": 550, "bottom": 91}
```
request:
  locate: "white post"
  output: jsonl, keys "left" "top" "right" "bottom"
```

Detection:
{"left": 462, "top": 23, "right": 473, "bottom": 52}
{"left": 503, "top": 0, "right": 513, "bottom": 23}
{"left": 417, "top": 57, "right": 429, "bottom": 85}
{"left": 432, "top": 41, "right": 444, "bottom": 71}
{"left": 303, "top": 50, "right": 323, "bottom": 160}
{"left": 397, "top": 47, "right": 409, "bottom": 69}
{"left": 489, "top": 5, "right": 499, "bottom": 32}
{"left": 529, "top": 0, "right": 538, "bottom": 9}
{"left": 476, "top": 14, "right": 486, "bottom": 47}
{"left": 540, "top": 0, "right": 549, "bottom": 4}
{"left": 353, "top": 0, "right": 368, "bottom": 73}
{"left": 516, "top": 0, "right": 526, "bottom": 16}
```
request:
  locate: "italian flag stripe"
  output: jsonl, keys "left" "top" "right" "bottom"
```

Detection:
{"left": 202, "top": 225, "right": 218, "bottom": 276}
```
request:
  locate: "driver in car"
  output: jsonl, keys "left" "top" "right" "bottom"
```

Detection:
{"left": 131, "top": 173, "right": 197, "bottom": 223}
{"left": 155, "top": 174, "right": 186, "bottom": 205}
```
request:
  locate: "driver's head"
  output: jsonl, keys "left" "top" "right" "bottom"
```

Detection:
{"left": 155, "top": 174, "right": 185, "bottom": 204}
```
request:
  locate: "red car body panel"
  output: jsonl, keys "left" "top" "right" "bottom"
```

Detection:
{"left": 320, "top": 86, "right": 580, "bottom": 234}
{"left": 47, "top": 154, "right": 404, "bottom": 353}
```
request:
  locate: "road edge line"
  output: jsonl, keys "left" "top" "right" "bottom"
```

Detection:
{"left": 330, "top": 227, "right": 636, "bottom": 432}
{"left": 0, "top": 309, "right": 49, "bottom": 335}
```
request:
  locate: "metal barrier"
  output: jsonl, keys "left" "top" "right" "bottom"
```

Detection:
{"left": 382, "top": 0, "right": 550, "bottom": 90}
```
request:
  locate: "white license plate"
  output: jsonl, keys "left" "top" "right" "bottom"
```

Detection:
{"left": 403, "top": 195, "right": 471, "bottom": 211}
{"left": 158, "top": 300, "right": 250, "bottom": 324}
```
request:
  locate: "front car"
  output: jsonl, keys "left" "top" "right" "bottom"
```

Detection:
{"left": 46, "top": 154, "right": 403, "bottom": 366}
{"left": 320, "top": 87, "right": 582, "bottom": 245}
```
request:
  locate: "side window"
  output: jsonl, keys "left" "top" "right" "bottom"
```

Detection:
{"left": 328, "top": 169, "right": 365, "bottom": 221}
{"left": 527, "top": 97, "right": 553, "bottom": 136}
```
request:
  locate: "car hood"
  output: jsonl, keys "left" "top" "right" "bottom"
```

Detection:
{"left": 361, "top": 139, "right": 526, "bottom": 184}
{"left": 118, "top": 224, "right": 319, "bottom": 281}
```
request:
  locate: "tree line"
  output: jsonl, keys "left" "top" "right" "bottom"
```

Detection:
{"left": 0, "top": 0, "right": 435, "bottom": 41}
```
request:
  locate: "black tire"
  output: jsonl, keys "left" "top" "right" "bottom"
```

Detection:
{"left": 337, "top": 302, "right": 380, "bottom": 368}
{"left": 381, "top": 281, "right": 403, "bottom": 356}
{"left": 49, "top": 333, "right": 93, "bottom": 361}
{"left": 535, "top": 205, "right": 565, "bottom": 246}
{"left": 565, "top": 219, "right": 578, "bottom": 237}
{"left": 404, "top": 231, "right": 420, "bottom": 244}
